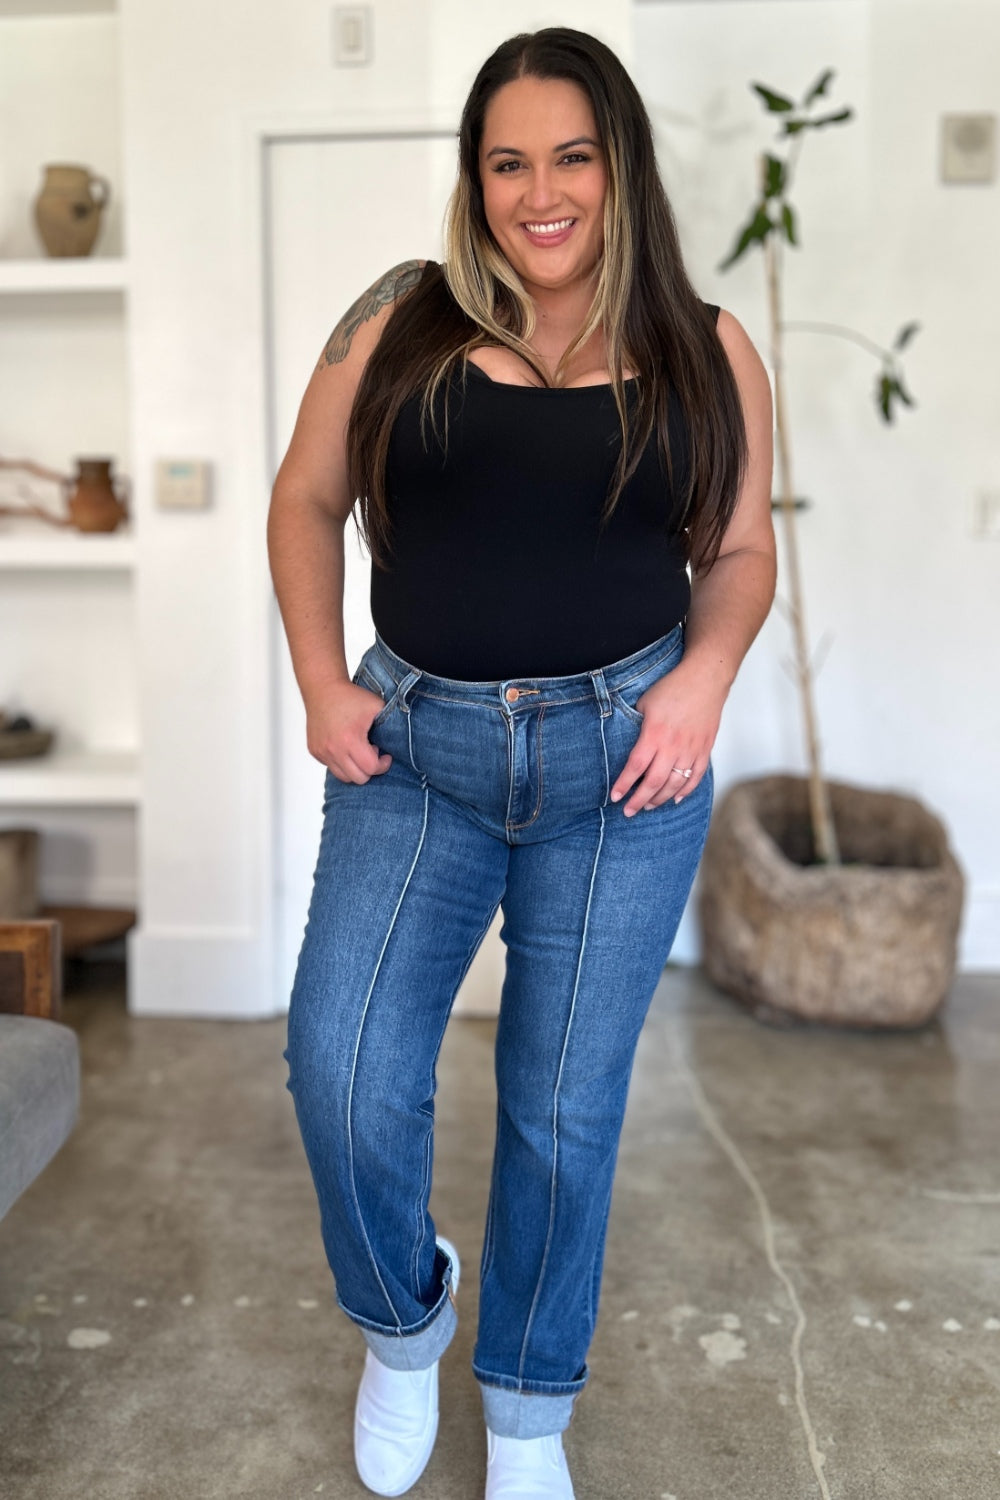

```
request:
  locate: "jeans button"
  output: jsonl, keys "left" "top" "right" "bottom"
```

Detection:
{"left": 505, "top": 687, "right": 519, "bottom": 703}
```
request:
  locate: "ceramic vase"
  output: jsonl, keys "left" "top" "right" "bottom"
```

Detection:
{"left": 66, "top": 458, "right": 129, "bottom": 533}
{"left": 33, "top": 163, "right": 111, "bottom": 258}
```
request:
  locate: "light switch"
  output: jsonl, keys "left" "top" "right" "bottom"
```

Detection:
{"left": 333, "top": 5, "right": 373, "bottom": 67}
{"left": 155, "top": 459, "right": 211, "bottom": 510}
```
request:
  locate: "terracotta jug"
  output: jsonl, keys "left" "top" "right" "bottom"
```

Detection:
{"left": 65, "top": 459, "right": 129, "bottom": 533}
{"left": 33, "top": 164, "right": 111, "bottom": 258}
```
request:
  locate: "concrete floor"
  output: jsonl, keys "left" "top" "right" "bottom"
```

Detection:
{"left": 1, "top": 962, "right": 999, "bottom": 1500}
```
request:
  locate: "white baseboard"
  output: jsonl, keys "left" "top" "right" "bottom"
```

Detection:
{"left": 123, "top": 884, "right": 998, "bottom": 1022}
{"left": 959, "top": 888, "right": 1000, "bottom": 971}
{"left": 126, "top": 924, "right": 278, "bottom": 1018}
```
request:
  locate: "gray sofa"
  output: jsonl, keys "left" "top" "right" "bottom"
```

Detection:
{"left": 0, "top": 919, "right": 80, "bottom": 1221}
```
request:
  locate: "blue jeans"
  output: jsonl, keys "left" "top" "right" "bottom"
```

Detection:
{"left": 284, "top": 624, "right": 713, "bottom": 1438}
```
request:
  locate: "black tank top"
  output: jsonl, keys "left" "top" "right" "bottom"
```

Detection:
{"left": 370, "top": 303, "right": 721, "bottom": 680}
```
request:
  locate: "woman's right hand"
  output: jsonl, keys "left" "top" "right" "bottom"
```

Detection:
{"left": 305, "top": 679, "right": 393, "bottom": 784}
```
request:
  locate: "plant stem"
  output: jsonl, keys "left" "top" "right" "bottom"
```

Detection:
{"left": 780, "top": 319, "right": 896, "bottom": 363}
{"left": 763, "top": 209, "right": 840, "bottom": 865}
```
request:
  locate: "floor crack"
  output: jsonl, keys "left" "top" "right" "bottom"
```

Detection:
{"left": 670, "top": 1042, "right": 833, "bottom": 1500}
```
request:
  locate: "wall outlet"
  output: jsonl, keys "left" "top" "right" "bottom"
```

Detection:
{"left": 972, "top": 489, "right": 1000, "bottom": 539}
{"left": 155, "top": 459, "right": 211, "bottom": 510}
{"left": 333, "top": 5, "right": 372, "bottom": 67}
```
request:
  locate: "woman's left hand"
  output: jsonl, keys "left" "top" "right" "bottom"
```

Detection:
{"left": 609, "top": 659, "right": 728, "bottom": 817}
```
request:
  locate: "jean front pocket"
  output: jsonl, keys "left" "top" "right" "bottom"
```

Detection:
{"left": 609, "top": 686, "right": 646, "bottom": 725}
{"left": 353, "top": 646, "right": 400, "bottom": 728}
{"left": 609, "top": 638, "right": 685, "bottom": 725}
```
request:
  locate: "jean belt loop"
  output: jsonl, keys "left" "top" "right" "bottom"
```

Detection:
{"left": 396, "top": 668, "right": 422, "bottom": 714}
{"left": 589, "top": 668, "right": 612, "bottom": 720}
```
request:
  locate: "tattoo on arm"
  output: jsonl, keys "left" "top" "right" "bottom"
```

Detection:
{"left": 319, "top": 260, "right": 425, "bottom": 367}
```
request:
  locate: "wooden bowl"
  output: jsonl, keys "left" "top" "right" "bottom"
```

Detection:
{"left": 0, "top": 729, "right": 54, "bottom": 760}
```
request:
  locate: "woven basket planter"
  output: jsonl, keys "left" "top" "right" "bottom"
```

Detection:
{"left": 698, "top": 775, "right": 964, "bottom": 1028}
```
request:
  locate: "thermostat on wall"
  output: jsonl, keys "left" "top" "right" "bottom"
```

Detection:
{"left": 940, "top": 113, "right": 996, "bottom": 184}
{"left": 155, "top": 459, "right": 212, "bottom": 510}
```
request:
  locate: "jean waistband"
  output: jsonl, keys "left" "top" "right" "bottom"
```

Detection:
{"left": 370, "top": 625, "right": 685, "bottom": 712}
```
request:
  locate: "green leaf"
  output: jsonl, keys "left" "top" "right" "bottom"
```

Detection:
{"left": 781, "top": 119, "right": 809, "bottom": 136}
{"left": 876, "top": 367, "right": 918, "bottom": 421}
{"left": 763, "top": 154, "right": 785, "bottom": 198}
{"left": 803, "top": 69, "right": 835, "bottom": 107}
{"left": 895, "top": 373, "right": 916, "bottom": 408}
{"left": 718, "top": 205, "right": 773, "bottom": 271}
{"left": 876, "top": 374, "right": 900, "bottom": 423}
{"left": 811, "top": 107, "right": 854, "bottom": 128}
{"left": 752, "top": 82, "right": 796, "bottom": 113}
{"left": 782, "top": 203, "right": 798, "bottom": 246}
{"left": 893, "top": 321, "right": 920, "bottom": 351}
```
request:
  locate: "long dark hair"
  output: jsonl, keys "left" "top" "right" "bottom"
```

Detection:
{"left": 348, "top": 27, "right": 748, "bottom": 572}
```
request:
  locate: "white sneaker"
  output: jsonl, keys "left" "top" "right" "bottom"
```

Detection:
{"left": 485, "top": 1429, "right": 576, "bottom": 1499}
{"left": 353, "top": 1236, "right": 460, "bottom": 1497}
{"left": 437, "top": 1234, "right": 461, "bottom": 1302}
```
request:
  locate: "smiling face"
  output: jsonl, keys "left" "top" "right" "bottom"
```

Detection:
{"left": 478, "top": 74, "right": 608, "bottom": 302}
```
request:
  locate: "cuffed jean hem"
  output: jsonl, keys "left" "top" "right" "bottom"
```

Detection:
{"left": 475, "top": 1368, "right": 588, "bottom": 1438}
{"left": 356, "top": 1293, "right": 458, "bottom": 1371}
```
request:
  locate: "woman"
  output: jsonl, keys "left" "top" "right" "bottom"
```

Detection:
{"left": 268, "top": 27, "right": 774, "bottom": 1500}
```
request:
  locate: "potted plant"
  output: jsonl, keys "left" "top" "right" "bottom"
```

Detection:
{"left": 697, "top": 71, "right": 964, "bottom": 1027}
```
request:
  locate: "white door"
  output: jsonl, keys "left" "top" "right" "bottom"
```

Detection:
{"left": 265, "top": 132, "right": 504, "bottom": 1016}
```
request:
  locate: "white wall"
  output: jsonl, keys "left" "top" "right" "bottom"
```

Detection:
{"left": 9, "top": 0, "right": 996, "bottom": 1011}
{"left": 636, "top": 0, "right": 1000, "bottom": 968}
{"left": 119, "top": 0, "right": 633, "bottom": 1014}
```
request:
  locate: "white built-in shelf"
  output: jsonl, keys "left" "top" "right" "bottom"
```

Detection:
{"left": 0, "top": 3, "right": 115, "bottom": 18}
{"left": 0, "top": 257, "right": 127, "bottom": 294}
{"left": 0, "top": 747, "right": 139, "bottom": 806}
{"left": 0, "top": 531, "right": 135, "bottom": 568}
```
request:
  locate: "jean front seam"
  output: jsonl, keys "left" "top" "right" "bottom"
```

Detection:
{"left": 480, "top": 1093, "right": 503, "bottom": 1285}
{"left": 515, "top": 804, "right": 606, "bottom": 1383}
{"left": 410, "top": 1105, "right": 434, "bottom": 1301}
{"left": 345, "top": 778, "right": 430, "bottom": 1330}
{"left": 410, "top": 885, "right": 505, "bottom": 1296}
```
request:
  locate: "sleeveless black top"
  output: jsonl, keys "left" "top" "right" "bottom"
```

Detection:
{"left": 370, "top": 302, "right": 721, "bottom": 680}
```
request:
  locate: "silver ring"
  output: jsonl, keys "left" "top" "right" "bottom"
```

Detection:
{"left": 671, "top": 766, "right": 693, "bottom": 779}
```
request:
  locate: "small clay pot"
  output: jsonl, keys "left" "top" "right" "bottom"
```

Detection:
{"left": 66, "top": 458, "right": 129, "bottom": 533}
{"left": 33, "top": 163, "right": 111, "bottom": 258}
